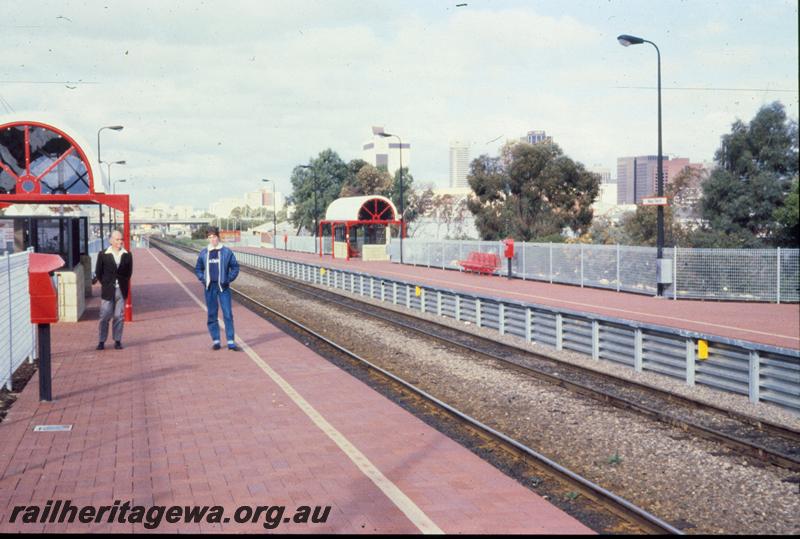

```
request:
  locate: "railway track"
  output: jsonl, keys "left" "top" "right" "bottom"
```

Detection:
{"left": 154, "top": 239, "right": 800, "bottom": 473}
{"left": 152, "top": 238, "right": 685, "bottom": 534}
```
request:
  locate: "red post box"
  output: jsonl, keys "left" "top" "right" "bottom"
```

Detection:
{"left": 28, "top": 252, "right": 64, "bottom": 402}
{"left": 28, "top": 253, "right": 64, "bottom": 324}
{"left": 503, "top": 238, "right": 514, "bottom": 259}
{"left": 502, "top": 238, "right": 514, "bottom": 280}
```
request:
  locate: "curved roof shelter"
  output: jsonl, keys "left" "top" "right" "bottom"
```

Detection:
{"left": 325, "top": 195, "right": 397, "bottom": 222}
{"left": 0, "top": 115, "right": 135, "bottom": 319}
{"left": 319, "top": 195, "right": 404, "bottom": 261}
{"left": 0, "top": 120, "right": 99, "bottom": 195}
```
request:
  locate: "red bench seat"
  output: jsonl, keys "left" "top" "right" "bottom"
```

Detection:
{"left": 458, "top": 252, "right": 499, "bottom": 274}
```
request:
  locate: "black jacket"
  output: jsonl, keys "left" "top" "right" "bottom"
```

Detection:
{"left": 94, "top": 248, "right": 133, "bottom": 301}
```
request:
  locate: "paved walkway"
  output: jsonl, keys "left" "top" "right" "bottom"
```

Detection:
{"left": 0, "top": 248, "right": 592, "bottom": 534}
{"left": 241, "top": 248, "right": 800, "bottom": 350}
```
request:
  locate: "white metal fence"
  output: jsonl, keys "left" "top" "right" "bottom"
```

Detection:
{"left": 0, "top": 249, "right": 35, "bottom": 390}
{"left": 392, "top": 239, "right": 800, "bottom": 303}
{"left": 276, "top": 235, "right": 321, "bottom": 254}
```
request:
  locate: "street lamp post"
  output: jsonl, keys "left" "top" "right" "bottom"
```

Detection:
{"left": 97, "top": 125, "right": 124, "bottom": 248}
{"left": 375, "top": 128, "right": 404, "bottom": 264}
{"left": 97, "top": 125, "right": 124, "bottom": 166}
{"left": 298, "top": 165, "right": 319, "bottom": 253}
{"left": 107, "top": 160, "right": 126, "bottom": 229}
{"left": 262, "top": 179, "right": 277, "bottom": 249}
{"left": 618, "top": 34, "right": 666, "bottom": 297}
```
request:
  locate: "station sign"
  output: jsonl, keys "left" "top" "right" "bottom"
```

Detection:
{"left": 641, "top": 197, "right": 669, "bottom": 206}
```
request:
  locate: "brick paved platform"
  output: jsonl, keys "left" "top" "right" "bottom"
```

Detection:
{"left": 0, "top": 248, "right": 593, "bottom": 534}
{"left": 240, "top": 247, "right": 800, "bottom": 350}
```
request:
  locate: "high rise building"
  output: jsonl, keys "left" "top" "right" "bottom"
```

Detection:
{"left": 521, "top": 130, "right": 552, "bottom": 145}
{"left": 449, "top": 141, "right": 470, "bottom": 189}
{"left": 244, "top": 188, "right": 284, "bottom": 212}
{"left": 362, "top": 127, "right": 411, "bottom": 174}
{"left": 616, "top": 155, "right": 669, "bottom": 204}
{"left": 209, "top": 197, "right": 244, "bottom": 217}
{"left": 590, "top": 165, "right": 613, "bottom": 184}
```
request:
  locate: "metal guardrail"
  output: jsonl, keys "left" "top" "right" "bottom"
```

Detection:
{"left": 232, "top": 248, "right": 800, "bottom": 414}
{"left": 0, "top": 249, "right": 35, "bottom": 390}
{"left": 392, "top": 239, "right": 800, "bottom": 303}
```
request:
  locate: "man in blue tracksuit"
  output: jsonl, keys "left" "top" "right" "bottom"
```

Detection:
{"left": 195, "top": 227, "right": 240, "bottom": 351}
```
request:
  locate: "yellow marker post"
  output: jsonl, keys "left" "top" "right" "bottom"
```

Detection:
{"left": 320, "top": 268, "right": 326, "bottom": 276}
{"left": 415, "top": 286, "right": 422, "bottom": 297}
{"left": 698, "top": 339, "right": 709, "bottom": 360}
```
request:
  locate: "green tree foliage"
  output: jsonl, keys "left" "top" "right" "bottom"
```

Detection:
{"left": 192, "top": 225, "right": 211, "bottom": 240}
{"left": 588, "top": 216, "right": 632, "bottom": 245}
{"left": 467, "top": 141, "right": 599, "bottom": 241}
{"left": 340, "top": 163, "right": 392, "bottom": 197}
{"left": 337, "top": 159, "right": 370, "bottom": 196}
{"left": 620, "top": 167, "right": 699, "bottom": 246}
{"left": 385, "top": 167, "right": 419, "bottom": 225}
{"left": 773, "top": 178, "right": 799, "bottom": 246}
{"left": 405, "top": 186, "right": 435, "bottom": 237}
{"left": 430, "top": 193, "right": 470, "bottom": 239}
{"left": 288, "top": 149, "right": 350, "bottom": 234}
{"left": 699, "top": 101, "right": 799, "bottom": 247}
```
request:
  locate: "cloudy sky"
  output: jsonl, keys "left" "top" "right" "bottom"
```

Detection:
{"left": 2, "top": 0, "right": 797, "bottom": 210}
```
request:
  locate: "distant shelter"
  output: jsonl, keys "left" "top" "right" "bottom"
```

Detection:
{"left": 319, "top": 195, "right": 403, "bottom": 261}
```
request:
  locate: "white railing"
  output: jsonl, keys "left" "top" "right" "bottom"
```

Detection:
{"left": 392, "top": 239, "right": 800, "bottom": 303}
{"left": 0, "top": 249, "right": 35, "bottom": 390}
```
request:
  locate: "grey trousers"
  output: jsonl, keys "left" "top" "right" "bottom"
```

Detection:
{"left": 98, "top": 288, "right": 125, "bottom": 343}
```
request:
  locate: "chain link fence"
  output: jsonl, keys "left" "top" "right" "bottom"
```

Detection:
{"left": 391, "top": 238, "right": 799, "bottom": 302}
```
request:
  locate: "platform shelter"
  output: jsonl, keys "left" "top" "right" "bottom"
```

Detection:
{"left": 0, "top": 116, "right": 133, "bottom": 319}
{"left": 320, "top": 195, "right": 403, "bottom": 261}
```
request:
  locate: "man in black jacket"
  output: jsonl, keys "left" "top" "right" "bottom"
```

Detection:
{"left": 93, "top": 230, "right": 133, "bottom": 350}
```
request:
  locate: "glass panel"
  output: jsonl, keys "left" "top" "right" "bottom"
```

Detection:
{"left": 36, "top": 218, "right": 62, "bottom": 253}
{"left": 0, "top": 125, "right": 26, "bottom": 193}
{"left": 0, "top": 124, "right": 91, "bottom": 194}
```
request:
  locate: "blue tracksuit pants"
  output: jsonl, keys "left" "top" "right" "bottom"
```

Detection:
{"left": 204, "top": 284, "right": 235, "bottom": 344}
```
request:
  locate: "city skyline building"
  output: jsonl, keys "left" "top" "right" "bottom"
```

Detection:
{"left": 362, "top": 127, "right": 411, "bottom": 174}
{"left": 449, "top": 141, "right": 470, "bottom": 189}
{"left": 616, "top": 155, "right": 669, "bottom": 205}
{"left": 590, "top": 165, "right": 613, "bottom": 184}
{"left": 244, "top": 188, "right": 284, "bottom": 211}
{"left": 521, "top": 129, "right": 553, "bottom": 145}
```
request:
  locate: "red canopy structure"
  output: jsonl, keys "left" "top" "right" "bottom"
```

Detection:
{"left": 0, "top": 119, "right": 133, "bottom": 320}
{"left": 319, "top": 195, "right": 403, "bottom": 261}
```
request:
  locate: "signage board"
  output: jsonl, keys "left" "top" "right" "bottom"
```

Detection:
{"left": 642, "top": 197, "right": 669, "bottom": 206}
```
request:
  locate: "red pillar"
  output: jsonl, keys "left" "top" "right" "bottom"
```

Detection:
{"left": 345, "top": 225, "right": 350, "bottom": 261}
{"left": 121, "top": 197, "right": 133, "bottom": 322}
{"left": 319, "top": 221, "right": 323, "bottom": 257}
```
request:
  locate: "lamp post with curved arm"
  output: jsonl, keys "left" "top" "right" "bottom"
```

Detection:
{"left": 618, "top": 34, "right": 666, "bottom": 297}
{"left": 96, "top": 125, "right": 123, "bottom": 248}
{"left": 375, "top": 128, "right": 405, "bottom": 264}
{"left": 107, "top": 160, "right": 126, "bottom": 229}
{"left": 262, "top": 178, "right": 277, "bottom": 248}
{"left": 97, "top": 125, "right": 123, "bottom": 166}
